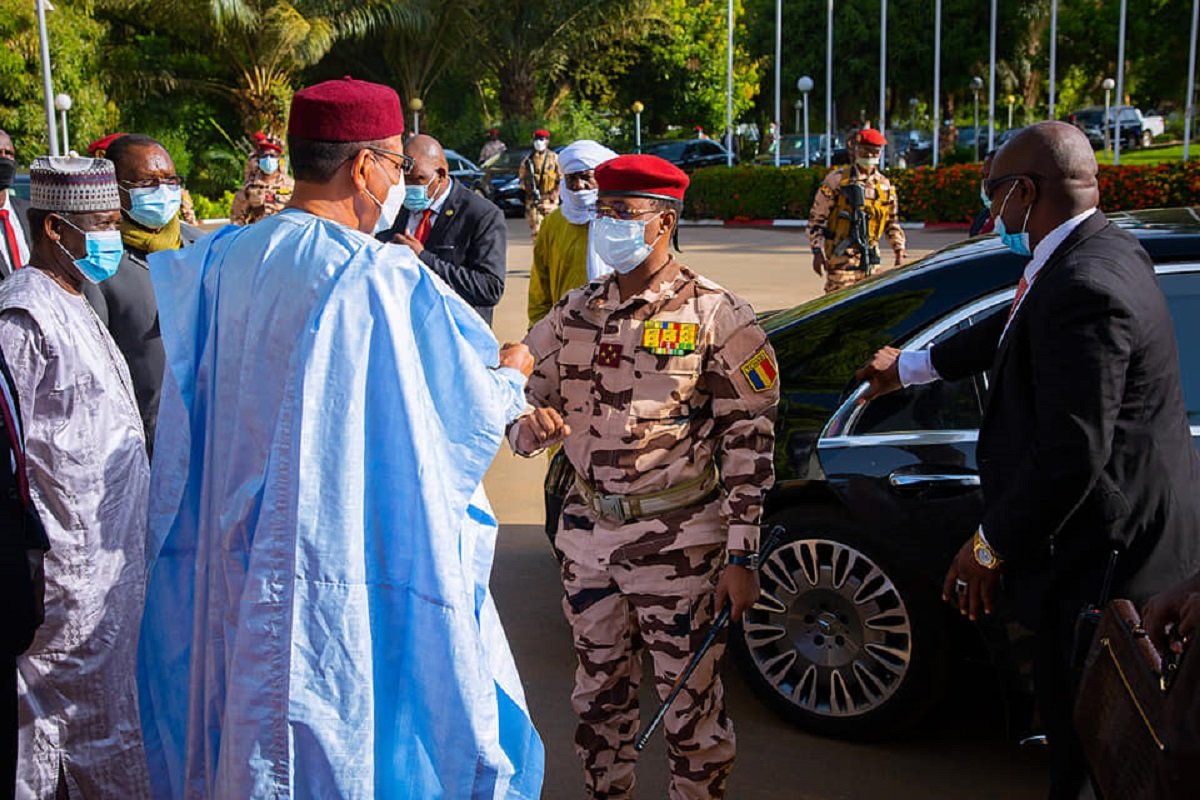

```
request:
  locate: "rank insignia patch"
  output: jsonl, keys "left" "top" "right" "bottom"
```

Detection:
{"left": 641, "top": 320, "right": 699, "bottom": 355}
{"left": 740, "top": 348, "right": 778, "bottom": 392}
{"left": 597, "top": 342, "right": 624, "bottom": 367}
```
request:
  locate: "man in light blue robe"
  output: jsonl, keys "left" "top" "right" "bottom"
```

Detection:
{"left": 137, "top": 78, "right": 545, "bottom": 799}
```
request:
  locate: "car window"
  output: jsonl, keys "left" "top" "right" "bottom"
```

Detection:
{"left": 1161, "top": 270, "right": 1200, "bottom": 425}
{"left": 644, "top": 142, "right": 687, "bottom": 161}
{"left": 698, "top": 141, "right": 723, "bottom": 156}
{"left": 851, "top": 319, "right": 984, "bottom": 435}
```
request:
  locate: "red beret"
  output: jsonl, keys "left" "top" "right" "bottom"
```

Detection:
{"left": 252, "top": 131, "right": 283, "bottom": 154}
{"left": 288, "top": 77, "right": 404, "bottom": 142}
{"left": 87, "top": 133, "right": 127, "bottom": 157}
{"left": 858, "top": 128, "right": 887, "bottom": 146}
{"left": 533, "top": 129, "right": 550, "bottom": 139}
{"left": 595, "top": 154, "right": 689, "bottom": 202}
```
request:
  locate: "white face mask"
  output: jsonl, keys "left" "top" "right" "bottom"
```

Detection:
{"left": 591, "top": 214, "right": 662, "bottom": 274}
{"left": 365, "top": 158, "right": 406, "bottom": 234}
{"left": 856, "top": 156, "right": 880, "bottom": 169}
{"left": 532, "top": 139, "right": 549, "bottom": 152}
{"left": 560, "top": 186, "right": 598, "bottom": 225}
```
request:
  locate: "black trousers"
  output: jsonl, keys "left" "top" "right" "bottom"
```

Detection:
{"left": 1, "top": 657, "right": 14, "bottom": 800}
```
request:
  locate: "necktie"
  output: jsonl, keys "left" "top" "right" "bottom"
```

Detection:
{"left": 1007, "top": 275, "right": 1029, "bottom": 322}
{"left": 0, "top": 209, "right": 21, "bottom": 274}
{"left": 414, "top": 210, "right": 433, "bottom": 244}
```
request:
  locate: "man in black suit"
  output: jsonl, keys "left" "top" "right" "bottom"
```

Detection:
{"left": 378, "top": 134, "right": 506, "bottom": 325}
{"left": 0, "top": 130, "right": 30, "bottom": 277}
{"left": 858, "top": 121, "right": 1200, "bottom": 799}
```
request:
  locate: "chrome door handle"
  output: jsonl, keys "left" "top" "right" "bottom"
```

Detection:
{"left": 888, "top": 472, "right": 980, "bottom": 488}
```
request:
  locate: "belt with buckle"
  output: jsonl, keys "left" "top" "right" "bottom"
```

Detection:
{"left": 574, "top": 463, "right": 719, "bottom": 524}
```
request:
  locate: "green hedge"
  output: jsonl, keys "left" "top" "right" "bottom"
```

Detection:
{"left": 684, "top": 161, "right": 1200, "bottom": 223}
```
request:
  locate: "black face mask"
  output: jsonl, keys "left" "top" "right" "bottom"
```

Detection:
{"left": 0, "top": 158, "right": 14, "bottom": 192}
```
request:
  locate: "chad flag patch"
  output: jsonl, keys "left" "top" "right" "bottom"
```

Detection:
{"left": 642, "top": 320, "right": 699, "bottom": 355}
{"left": 740, "top": 348, "right": 778, "bottom": 392}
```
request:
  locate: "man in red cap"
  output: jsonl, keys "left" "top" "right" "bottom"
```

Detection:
{"left": 230, "top": 131, "right": 294, "bottom": 226}
{"left": 808, "top": 127, "right": 907, "bottom": 293}
{"left": 509, "top": 154, "right": 779, "bottom": 799}
{"left": 518, "top": 128, "right": 560, "bottom": 238}
{"left": 137, "top": 77, "right": 545, "bottom": 799}
{"left": 479, "top": 127, "right": 507, "bottom": 166}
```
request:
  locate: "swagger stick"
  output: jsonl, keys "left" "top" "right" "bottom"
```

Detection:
{"left": 634, "top": 524, "right": 787, "bottom": 751}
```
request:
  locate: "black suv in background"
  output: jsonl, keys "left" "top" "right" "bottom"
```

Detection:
{"left": 639, "top": 139, "right": 735, "bottom": 172}
{"left": 735, "top": 208, "right": 1200, "bottom": 740}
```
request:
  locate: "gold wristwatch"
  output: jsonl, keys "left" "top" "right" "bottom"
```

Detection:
{"left": 972, "top": 530, "right": 1003, "bottom": 570}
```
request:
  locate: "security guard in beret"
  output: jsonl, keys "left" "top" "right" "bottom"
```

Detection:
{"left": 518, "top": 128, "right": 561, "bottom": 238}
{"left": 508, "top": 154, "right": 779, "bottom": 799}
{"left": 808, "top": 127, "right": 907, "bottom": 293}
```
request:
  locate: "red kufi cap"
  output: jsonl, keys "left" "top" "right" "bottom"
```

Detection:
{"left": 533, "top": 129, "right": 550, "bottom": 139}
{"left": 858, "top": 128, "right": 887, "bottom": 146}
{"left": 595, "top": 154, "right": 689, "bottom": 202}
{"left": 288, "top": 77, "right": 404, "bottom": 142}
{"left": 86, "top": 132, "right": 127, "bottom": 157}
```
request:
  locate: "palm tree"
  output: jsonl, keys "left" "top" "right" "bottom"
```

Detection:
{"left": 97, "top": 0, "right": 412, "bottom": 137}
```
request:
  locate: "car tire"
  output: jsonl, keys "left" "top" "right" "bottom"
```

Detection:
{"left": 732, "top": 508, "right": 949, "bottom": 740}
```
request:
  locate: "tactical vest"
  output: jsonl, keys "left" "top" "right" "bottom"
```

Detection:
{"left": 826, "top": 166, "right": 892, "bottom": 254}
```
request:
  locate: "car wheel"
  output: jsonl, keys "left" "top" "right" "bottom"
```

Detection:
{"left": 1141, "top": 130, "right": 1153, "bottom": 148}
{"left": 732, "top": 509, "right": 948, "bottom": 740}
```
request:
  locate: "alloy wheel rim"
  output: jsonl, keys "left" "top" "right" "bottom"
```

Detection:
{"left": 742, "top": 538, "right": 914, "bottom": 718}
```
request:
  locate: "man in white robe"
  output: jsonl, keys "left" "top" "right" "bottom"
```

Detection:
{"left": 0, "top": 157, "right": 150, "bottom": 798}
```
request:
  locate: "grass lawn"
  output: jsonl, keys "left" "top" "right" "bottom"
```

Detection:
{"left": 1096, "top": 142, "right": 1194, "bottom": 165}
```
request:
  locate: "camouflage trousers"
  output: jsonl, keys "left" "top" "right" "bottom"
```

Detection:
{"left": 823, "top": 266, "right": 870, "bottom": 294}
{"left": 561, "top": 544, "right": 735, "bottom": 800}
{"left": 525, "top": 201, "right": 556, "bottom": 238}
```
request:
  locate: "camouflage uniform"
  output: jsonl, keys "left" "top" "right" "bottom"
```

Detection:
{"left": 513, "top": 263, "right": 779, "bottom": 799}
{"left": 518, "top": 150, "right": 561, "bottom": 238}
{"left": 807, "top": 165, "right": 906, "bottom": 293}
{"left": 230, "top": 154, "right": 294, "bottom": 226}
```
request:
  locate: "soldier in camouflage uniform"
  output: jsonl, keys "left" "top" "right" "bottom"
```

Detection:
{"left": 509, "top": 154, "right": 779, "bottom": 799}
{"left": 518, "top": 129, "right": 561, "bottom": 239}
{"left": 808, "top": 127, "right": 907, "bottom": 293}
{"left": 230, "top": 132, "right": 294, "bottom": 226}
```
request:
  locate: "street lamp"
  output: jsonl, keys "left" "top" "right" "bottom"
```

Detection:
{"left": 825, "top": 0, "right": 833, "bottom": 168}
{"left": 798, "top": 76, "right": 814, "bottom": 167}
{"left": 408, "top": 97, "right": 423, "bottom": 136}
{"left": 794, "top": 99, "right": 803, "bottom": 134}
{"left": 971, "top": 76, "right": 984, "bottom": 161}
{"left": 54, "top": 93, "right": 72, "bottom": 154}
{"left": 35, "top": 0, "right": 59, "bottom": 155}
{"left": 631, "top": 101, "right": 644, "bottom": 152}
{"left": 1006, "top": 94, "right": 1015, "bottom": 130}
{"left": 1102, "top": 77, "right": 1115, "bottom": 153}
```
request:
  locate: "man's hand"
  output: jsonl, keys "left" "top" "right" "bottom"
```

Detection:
{"left": 390, "top": 231, "right": 425, "bottom": 256}
{"left": 894, "top": 250, "right": 906, "bottom": 267}
{"left": 942, "top": 537, "right": 1001, "bottom": 621}
{"left": 716, "top": 564, "right": 760, "bottom": 622}
{"left": 811, "top": 251, "right": 827, "bottom": 277}
{"left": 854, "top": 346, "right": 903, "bottom": 404}
{"left": 498, "top": 342, "right": 535, "bottom": 378}
{"left": 1143, "top": 573, "right": 1200, "bottom": 655}
{"left": 513, "top": 407, "right": 571, "bottom": 453}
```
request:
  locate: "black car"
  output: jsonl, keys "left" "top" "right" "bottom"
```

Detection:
{"left": 735, "top": 208, "right": 1200, "bottom": 739}
{"left": 753, "top": 134, "right": 849, "bottom": 167}
{"left": 444, "top": 149, "right": 484, "bottom": 192}
{"left": 639, "top": 139, "right": 735, "bottom": 172}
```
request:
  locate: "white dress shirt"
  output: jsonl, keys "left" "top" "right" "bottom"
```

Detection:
{"left": 897, "top": 207, "right": 1099, "bottom": 388}
{"left": 404, "top": 179, "right": 451, "bottom": 237}
{"left": 0, "top": 192, "right": 30, "bottom": 273}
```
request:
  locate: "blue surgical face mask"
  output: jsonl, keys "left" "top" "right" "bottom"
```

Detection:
{"left": 55, "top": 218, "right": 124, "bottom": 284}
{"left": 126, "top": 184, "right": 182, "bottom": 229}
{"left": 591, "top": 214, "right": 662, "bottom": 274}
{"left": 258, "top": 156, "right": 279, "bottom": 175}
{"left": 403, "top": 184, "right": 432, "bottom": 212}
{"left": 979, "top": 183, "right": 990, "bottom": 210}
{"left": 993, "top": 181, "right": 1033, "bottom": 258}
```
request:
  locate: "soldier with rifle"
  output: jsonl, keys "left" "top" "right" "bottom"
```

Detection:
{"left": 518, "top": 128, "right": 561, "bottom": 238}
{"left": 808, "top": 128, "right": 907, "bottom": 293}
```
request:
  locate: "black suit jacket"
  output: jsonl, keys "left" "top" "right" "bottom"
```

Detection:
{"left": 377, "top": 181, "right": 507, "bottom": 325}
{"left": 85, "top": 222, "right": 204, "bottom": 456}
{"left": 0, "top": 197, "right": 31, "bottom": 278}
{"left": 931, "top": 211, "right": 1200, "bottom": 627}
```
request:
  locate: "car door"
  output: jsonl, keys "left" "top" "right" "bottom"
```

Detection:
{"left": 815, "top": 290, "right": 1013, "bottom": 584}
{"left": 1157, "top": 265, "right": 1200, "bottom": 449}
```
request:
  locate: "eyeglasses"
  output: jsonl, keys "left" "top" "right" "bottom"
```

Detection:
{"left": 984, "top": 172, "right": 1044, "bottom": 198}
{"left": 593, "top": 205, "right": 662, "bottom": 221}
{"left": 367, "top": 147, "right": 414, "bottom": 174}
{"left": 118, "top": 176, "right": 185, "bottom": 191}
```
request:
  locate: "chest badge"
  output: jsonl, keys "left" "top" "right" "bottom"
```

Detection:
{"left": 597, "top": 342, "right": 624, "bottom": 368}
{"left": 641, "top": 320, "right": 699, "bottom": 355}
{"left": 740, "top": 348, "right": 778, "bottom": 392}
